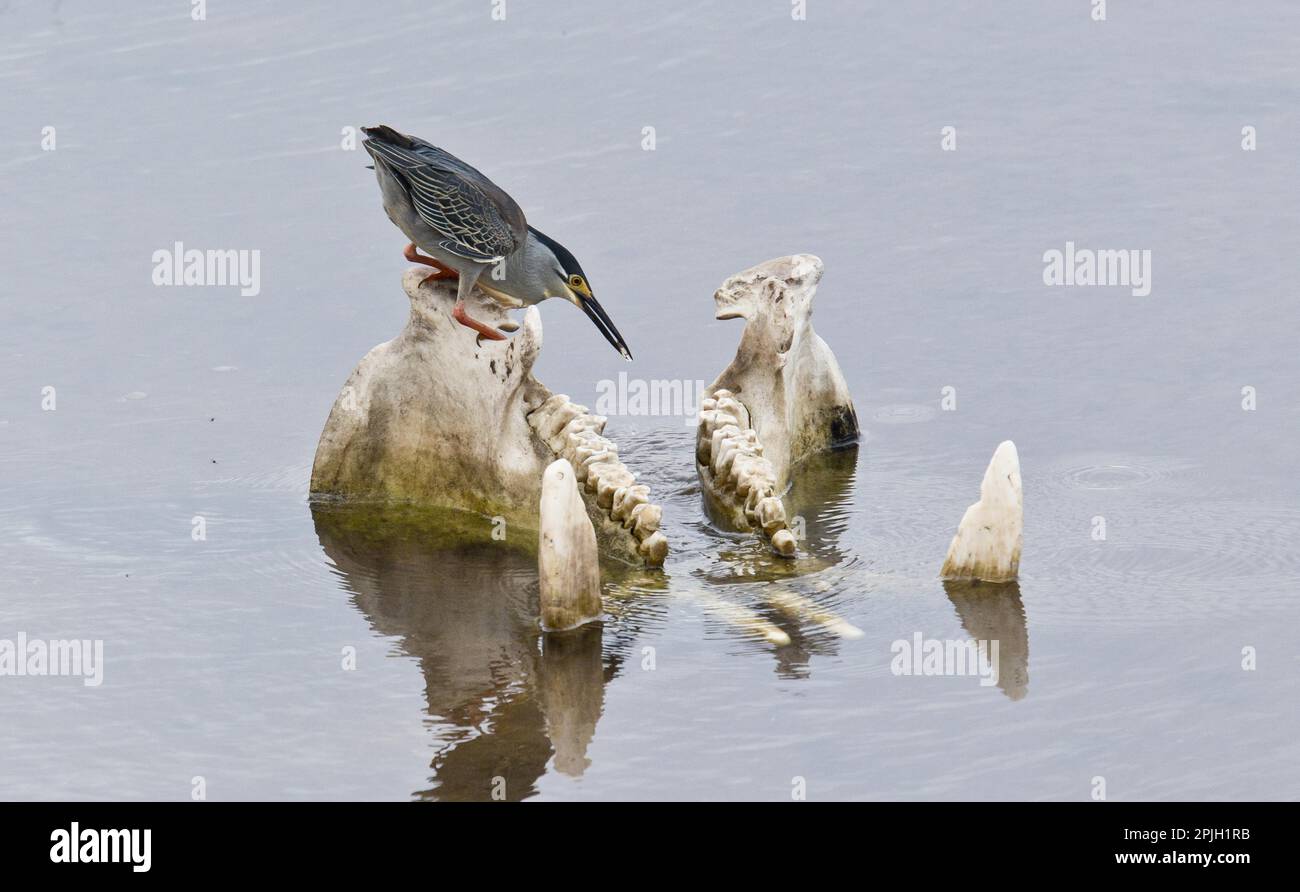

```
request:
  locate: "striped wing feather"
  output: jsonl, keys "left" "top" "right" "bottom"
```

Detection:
{"left": 364, "top": 134, "right": 525, "bottom": 262}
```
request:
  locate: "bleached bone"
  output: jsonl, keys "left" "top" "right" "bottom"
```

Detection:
{"left": 638, "top": 531, "right": 669, "bottom": 566}
{"left": 707, "top": 255, "right": 858, "bottom": 487}
{"left": 538, "top": 460, "right": 603, "bottom": 631}
{"left": 694, "top": 255, "right": 858, "bottom": 558}
{"left": 630, "top": 503, "right": 661, "bottom": 538}
{"left": 611, "top": 485, "right": 650, "bottom": 523}
{"left": 530, "top": 392, "right": 668, "bottom": 568}
{"left": 311, "top": 269, "right": 667, "bottom": 568}
{"left": 692, "top": 591, "right": 791, "bottom": 647}
{"left": 941, "top": 440, "right": 1022, "bottom": 583}
{"left": 761, "top": 586, "right": 864, "bottom": 639}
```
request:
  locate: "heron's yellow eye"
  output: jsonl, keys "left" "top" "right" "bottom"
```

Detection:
{"left": 568, "top": 274, "right": 584, "bottom": 289}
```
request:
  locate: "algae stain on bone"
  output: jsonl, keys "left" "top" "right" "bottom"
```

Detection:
{"left": 310, "top": 269, "right": 667, "bottom": 567}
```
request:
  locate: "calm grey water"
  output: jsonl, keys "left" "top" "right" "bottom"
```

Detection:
{"left": 2, "top": 0, "right": 1298, "bottom": 800}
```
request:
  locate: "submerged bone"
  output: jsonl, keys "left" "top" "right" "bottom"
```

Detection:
{"left": 770, "top": 529, "right": 797, "bottom": 557}
{"left": 941, "top": 440, "right": 1023, "bottom": 583}
{"left": 692, "top": 591, "right": 791, "bottom": 647}
{"left": 311, "top": 270, "right": 666, "bottom": 569}
{"left": 538, "top": 460, "right": 603, "bottom": 631}
{"left": 637, "top": 531, "right": 669, "bottom": 566}
{"left": 756, "top": 496, "right": 786, "bottom": 535}
{"left": 762, "top": 586, "right": 863, "bottom": 639}
{"left": 631, "top": 503, "right": 662, "bottom": 538}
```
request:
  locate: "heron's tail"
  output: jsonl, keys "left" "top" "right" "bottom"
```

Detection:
{"left": 360, "top": 124, "right": 414, "bottom": 149}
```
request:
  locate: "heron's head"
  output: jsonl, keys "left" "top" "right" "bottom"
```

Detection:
{"left": 529, "top": 227, "right": 633, "bottom": 361}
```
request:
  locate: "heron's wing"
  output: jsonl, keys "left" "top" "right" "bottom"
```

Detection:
{"left": 363, "top": 136, "right": 526, "bottom": 262}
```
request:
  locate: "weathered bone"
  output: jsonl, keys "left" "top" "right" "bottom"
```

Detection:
{"left": 539, "top": 459, "right": 603, "bottom": 631}
{"left": 941, "top": 441, "right": 1022, "bottom": 583}
{"left": 311, "top": 270, "right": 667, "bottom": 568}
{"left": 694, "top": 255, "right": 858, "bottom": 558}
{"left": 708, "top": 254, "right": 858, "bottom": 487}
{"left": 631, "top": 503, "right": 662, "bottom": 538}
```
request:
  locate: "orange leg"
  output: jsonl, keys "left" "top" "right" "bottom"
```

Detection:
{"left": 452, "top": 299, "right": 507, "bottom": 341}
{"left": 403, "top": 243, "right": 459, "bottom": 284}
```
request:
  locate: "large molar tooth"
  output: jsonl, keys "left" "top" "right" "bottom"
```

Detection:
{"left": 534, "top": 393, "right": 571, "bottom": 420}
{"left": 696, "top": 431, "right": 712, "bottom": 466}
{"left": 756, "top": 496, "right": 787, "bottom": 536}
{"left": 630, "top": 503, "right": 661, "bottom": 538}
{"left": 735, "top": 455, "right": 776, "bottom": 498}
{"left": 565, "top": 430, "right": 605, "bottom": 464}
{"left": 546, "top": 411, "right": 597, "bottom": 452}
{"left": 744, "top": 480, "right": 772, "bottom": 520}
{"left": 535, "top": 398, "right": 582, "bottom": 443}
{"left": 575, "top": 441, "right": 617, "bottom": 467}
{"left": 770, "top": 529, "right": 796, "bottom": 557}
{"left": 709, "top": 425, "right": 741, "bottom": 468}
{"left": 711, "top": 433, "right": 743, "bottom": 477}
{"left": 700, "top": 410, "right": 739, "bottom": 438}
{"left": 596, "top": 468, "right": 635, "bottom": 508}
{"left": 579, "top": 449, "right": 618, "bottom": 480}
{"left": 561, "top": 413, "right": 606, "bottom": 442}
{"left": 584, "top": 459, "right": 623, "bottom": 492}
{"left": 638, "top": 531, "right": 668, "bottom": 566}
{"left": 528, "top": 396, "right": 569, "bottom": 440}
{"left": 715, "top": 438, "right": 754, "bottom": 483}
{"left": 612, "top": 484, "right": 650, "bottom": 523}
{"left": 715, "top": 396, "right": 750, "bottom": 431}
{"left": 711, "top": 412, "right": 739, "bottom": 433}
{"left": 731, "top": 459, "right": 759, "bottom": 498}
{"left": 716, "top": 431, "right": 760, "bottom": 481}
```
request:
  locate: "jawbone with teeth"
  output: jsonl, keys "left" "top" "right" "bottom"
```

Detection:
{"left": 697, "top": 254, "right": 859, "bottom": 557}
{"left": 310, "top": 268, "right": 667, "bottom": 567}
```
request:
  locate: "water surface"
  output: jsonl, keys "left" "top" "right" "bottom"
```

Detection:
{"left": 1, "top": 0, "right": 1298, "bottom": 800}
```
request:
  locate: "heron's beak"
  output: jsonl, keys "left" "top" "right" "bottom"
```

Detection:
{"left": 571, "top": 288, "right": 633, "bottom": 361}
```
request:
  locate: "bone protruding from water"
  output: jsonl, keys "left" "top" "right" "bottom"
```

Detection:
{"left": 696, "top": 388, "right": 797, "bottom": 557}
{"left": 538, "top": 459, "right": 603, "bottom": 631}
{"left": 693, "top": 256, "right": 860, "bottom": 557}
{"left": 706, "top": 255, "right": 859, "bottom": 489}
{"left": 941, "top": 440, "right": 1023, "bottom": 583}
{"left": 312, "top": 273, "right": 664, "bottom": 570}
{"left": 528, "top": 393, "right": 669, "bottom": 568}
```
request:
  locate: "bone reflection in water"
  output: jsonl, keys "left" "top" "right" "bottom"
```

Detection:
{"left": 701, "top": 445, "right": 859, "bottom": 586}
{"left": 943, "top": 580, "right": 1029, "bottom": 701}
{"left": 538, "top": 623, "right": 605, "bottom": 777}
{"left": 310, "top": 502, "right": 611, "bottom": 799}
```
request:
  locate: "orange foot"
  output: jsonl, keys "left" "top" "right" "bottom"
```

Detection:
{"left": 452, "top": 299, "right": 506, "bottom": 341}
{"left": 403, "top": 243, "right": 459, "bottom": 285}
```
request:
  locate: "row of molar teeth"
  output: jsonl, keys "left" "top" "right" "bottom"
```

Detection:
{"left": 529, "top": 394, "right": 668, "bottom": 567}
{"left": 696, "top": 389, "right": 796, "bottom": 557}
